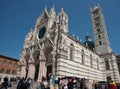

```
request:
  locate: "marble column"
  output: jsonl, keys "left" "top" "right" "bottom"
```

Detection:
{"left": 38, "top": 60, "right": 46, "bottom": 81}
{"left": 27, "top": 62, "right": 35, "bottom": 79}
{"left": 27, "top": 54, "right": 35, "bottom": 79}
{"left": 51, "top": 51, "right": 56, "bottom": 75}
{"left": 38, "top": 51, "right": 47, "bottom": 81}
{"left": 21, "top": 65, "right": 26, "bottom": 78}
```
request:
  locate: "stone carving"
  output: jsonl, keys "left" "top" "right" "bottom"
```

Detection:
{"left": 39, "top": 51, "right": 45, "bottom": 61}
{"left": 28, "top": 54, "right": 34, "bottom": 63}
{"left": 35, "top": 7, "right": 48, "bottom": 28}
{"left": 23, "top": 29, "right": 33, "bottom": 49}
{"left": 19, "top": 60, "right": 26, "bottom": 65}
{"left": 25, "top": 29, "right": 33, "bottom": 42}
{"left": 58, "top": 8, "right": 68, "bottom": 33}
{"left": 48, "top": 6, "right": 56, "bottom": 29}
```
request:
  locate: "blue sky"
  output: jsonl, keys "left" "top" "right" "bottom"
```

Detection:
{"left": 0, "top": 0, "right": 120, "bottom": 59}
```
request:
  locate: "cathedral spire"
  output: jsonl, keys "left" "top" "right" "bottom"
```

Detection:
{"left": 57, "top": 8, "right": 68, "bottom": 33}
{"left": 42, "top": 6, "right": 49, "bottom": 17}
{"left": 60, "top": 8, "right": 64, "bottom": 13}
{"left": 35, "top": 6, "right": 49, "bottom": 28}
{"left": 45, "top": 5, "right": 47, "bottom": 12}
{"left": 47, "top": 5, "right": 56, "bottom": 29}
{"left": 49, "top": 4, "right": 56, "bottom": 18}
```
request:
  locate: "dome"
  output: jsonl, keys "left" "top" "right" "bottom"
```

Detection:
{"left": 84, "top": 41, "right": 95, "bottom": 50}
{"left": 84, "top": 35, "right": 95, "bottom": 50}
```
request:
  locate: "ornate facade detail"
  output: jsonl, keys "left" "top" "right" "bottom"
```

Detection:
{"left": 57, "top": 8, "right": 68, "bottom": 33}
{"left": 28, "top": 54, "right": 34, "bottom": 64}
{"left": 47, "top": 6, "right": 56, "bottom": 30}
{"left": 35, "top": 7, "right": 49, "bottom": 28}
{"left": 39, "top": 50, "right": 46, "bottom": 61}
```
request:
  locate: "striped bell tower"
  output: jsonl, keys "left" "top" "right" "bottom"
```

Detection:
{"left": 91, "top": 4, "right": 120, "bottom": 82}
{"left": 90, "top": 4, "right": 112, "bottom": 55}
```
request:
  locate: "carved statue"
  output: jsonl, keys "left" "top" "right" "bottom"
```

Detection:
{"left": 39, "top": 51, "right": 45, "bottom": 61}
{"left": 25, "top": 29, "right": 33, "bottom": 42}
{"left": 23, "top": 30, "right": 33, "bottom": 49}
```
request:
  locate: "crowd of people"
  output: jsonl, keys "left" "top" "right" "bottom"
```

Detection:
{"left": 0, "top": 75, "right": 120, "bottom": 89}
{"left": 36, "top": 75, "right": 120, "bottom": 89}
{"left": 93, "top": 81, "right": 120, "bottom": 89}
{"left": 16, "top": 77, "right": 34, "bottom": 89}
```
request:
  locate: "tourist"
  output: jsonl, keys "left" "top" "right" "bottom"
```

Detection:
{"left": 55, "top": 76, "right": 59, "bottom": 89}
{"left": 1, "top": 77, "right": 11, "bottom": 89}
{"left": 116, "top": 83, "right": 120, "bottom": 89}
{"left": 17, "top": 77, "right": 28, "bottom": 89}
{"left": 50, "top": 74, "right": 55, "bottom": 89}
{"left": 110, "top": 81, "right": 116, "bottom": 89}
{"left": 43, "top": 77, "right": 48, "bottom": 89}
{"left": 40, "top": 80, "right": 45, "bottom": 89}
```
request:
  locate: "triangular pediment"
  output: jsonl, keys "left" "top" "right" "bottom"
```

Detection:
{"left": 35, "top": 8, "right": 49, "bottom": 27}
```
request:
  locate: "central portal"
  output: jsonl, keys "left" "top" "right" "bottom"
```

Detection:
{"left": 44, "top": 46, "right": 53, "bottom": 80}
{"left": 34, "top": 64, "right": 39, "bottom": 81}
{"left": 33, "top": 53, "right": 40, "bottom": 81}
{"left": 46, "top": 65, "right": 52, "bottom": 81}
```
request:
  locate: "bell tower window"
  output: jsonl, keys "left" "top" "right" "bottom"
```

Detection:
{"left": 95, "top": 23, "right": 100, "bottom": 27}
{"left": 98, "top": 35, "right": 101, "bottom": 39}
{"left": 105, "top": 58, "right": 110, "bottom": 70}
{"left": 99, "top": 41, "right": 102, "bottom": 45}
{"left": 93, "top": 9, "right": 99, "bottom": 16}
{"left": 81, "top": 50, "right": 85, "bottom": 65}
{"left": 97, "top": 28, "right": 101, "bottom": 33}
{"left": 94, "top": 17, "right": 100, "bottom": 22}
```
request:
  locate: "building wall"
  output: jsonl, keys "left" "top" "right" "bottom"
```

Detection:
{"left": 117, "top": 55, "right": 120, "bottom": 74}
{"left": 56, "top": 33, "right": 105, "bottom": 82}
{"left": 0, "top": 55, "right": 18, "bottom": 80}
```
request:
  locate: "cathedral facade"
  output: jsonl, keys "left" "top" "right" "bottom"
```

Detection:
{"left": 18, "top": 5, "right": 120, "bottom": 82}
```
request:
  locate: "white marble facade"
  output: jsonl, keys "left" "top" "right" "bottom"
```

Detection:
{"left": 18, "top": 5, "right": 120, "bottom": 82}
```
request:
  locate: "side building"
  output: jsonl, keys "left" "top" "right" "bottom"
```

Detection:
{"left": 0, "top": 55, "right": 19, "bottom": 82}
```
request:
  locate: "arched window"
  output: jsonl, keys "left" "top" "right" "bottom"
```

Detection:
{"left": 97, "top": 58, "right": 99, "bottom": 70}
{"left": 12, "top": 71, "right": 16, "bottom": 74}
{"left": 6, "top": 69, "right": 10, "bottom": 74}
{"left": 97, "top": 28, "right": 101, "bottom": 33}
{"left": 99, "top": 41, "right": 102, "bottom": 45}
{"left": 70, "top": 44, "right": 74, "bottom": 60}
{"left": 81, "top": 50, "right": 85, "bottom": 64}
{"left": 0, "top": 68, "right": 4, "bottom": 73}
{"left": 46, "top": 52, "right": 52, "bottom": 62}
{"left": 3, "top": 59, "right": 6, "bottom": 65}
{"left": 90, "top": 55, "right": 93, "bottom": 67}
{"left": 105, "top": 58, "right": 110, "bottom": 70}
{"left": 98, "top": 35, "right": 101, "bottom": 39}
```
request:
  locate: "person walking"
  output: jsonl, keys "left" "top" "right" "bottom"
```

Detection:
{"left": 17, "top": 77, "right": 28, "bottom": 89}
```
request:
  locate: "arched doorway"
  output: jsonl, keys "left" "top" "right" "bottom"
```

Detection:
{"left": 44, "top": 46, "right": 53, "bottom": 80}
{"left": 33, "top": 51, "right": 40, "bottom": 81}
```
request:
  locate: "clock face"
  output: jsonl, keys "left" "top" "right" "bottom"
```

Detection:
{"left": 38, "top": 27, "right": 46, "bottom": 39}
